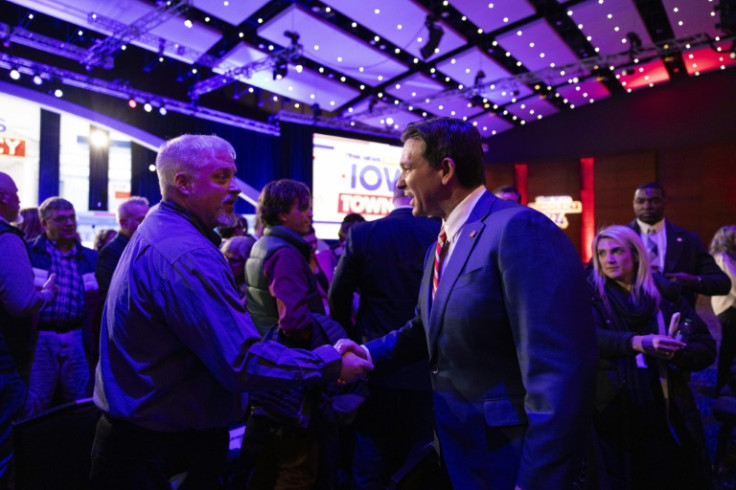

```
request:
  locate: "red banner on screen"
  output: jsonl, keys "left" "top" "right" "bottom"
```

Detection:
{"left": 0, "top": 138, "right": 26, "bottom": 157}
{"left": 337, "top": 192, "right": 392, "bottom": 217}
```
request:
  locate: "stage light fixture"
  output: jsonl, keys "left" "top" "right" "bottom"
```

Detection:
{"left": 272, "top": 58, "right": 288, "bottom": 80}
{"left": 128, "top": 98, "right": 137, "bottom": 109}
{"left": 311, "top": 103, "right": 322, "bottom": 121}
{"left": 9, "top": 68, "right": 20, "bottom": 80}
{"left": 32, "top": 73, "right": 43, "bottom": 85}
{"left": 420, "top": 15, "right": 444, "bottom": 59}
{"left": 53, "top": 88, "right": 63, "bottom": 98}
{"left": 144, "top": 102, "right": 153, "bottom": 112}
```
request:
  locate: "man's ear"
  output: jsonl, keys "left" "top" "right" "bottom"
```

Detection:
{"left": 439, "top": 157, "right": 456, "bottom": 185}
{"left": 174, "top": 172, "right": 190, "bottom": 195}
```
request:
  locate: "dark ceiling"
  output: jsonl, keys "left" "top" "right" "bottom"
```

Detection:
{"left": 1, "top": 0, "right": 734, "bottom": 139}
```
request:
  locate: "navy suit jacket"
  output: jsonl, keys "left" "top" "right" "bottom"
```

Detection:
{"left": 329, "top": 206, "right": 440, "bottom": 389}
{"left": 366, "top": 191, "right": 597, "bottom": 489}
{"left": 627, "top": 219, "right": 730, "bottom": 305}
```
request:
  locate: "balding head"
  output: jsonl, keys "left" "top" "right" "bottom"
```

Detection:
{"left": 0, "top": 172, "right": 21, "bottom": 223}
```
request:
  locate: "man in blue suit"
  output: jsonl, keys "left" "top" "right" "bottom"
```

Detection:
{"left": 337, "top": 117, "right": 597, "bottom": 489}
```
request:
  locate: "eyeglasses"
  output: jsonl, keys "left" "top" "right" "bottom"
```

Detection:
{"left": 50, "top": 214, "right": 76, "bottom": 224}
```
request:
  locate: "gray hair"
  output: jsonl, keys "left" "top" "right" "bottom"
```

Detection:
{"left": 155, "top": 134, "right": 236, "bottom": 196}
{"left": 117, "top": 196, "right": 150, "bottom": 220}
{"left": 38, "top": 197, "right": 74, "bottom": 221}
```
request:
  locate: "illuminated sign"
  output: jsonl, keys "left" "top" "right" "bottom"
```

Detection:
{"left": 528, "top": 195, "right": 582, "bottom": 229}
{"left": 312, "top": 133, "right": 402, "bottom": 237}
{"left": 0, "top": 137, "right": 26, "bottom": 157}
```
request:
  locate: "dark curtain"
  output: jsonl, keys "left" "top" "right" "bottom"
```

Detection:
{"left": 278, "top": 122, "right": 314, "bottom": 189}
{"left": 38, "top": 109, "right": 60, "bottom": 203}
{"left": 88, "top": 126, "right": 109, "bottom": 210}
{"left": 130, "top": 142, "right": 161, "bottom": 205}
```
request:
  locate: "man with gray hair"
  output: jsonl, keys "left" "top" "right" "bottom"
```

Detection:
{"left": 95, "top": 196, "right": 150, "bottom": 301}
{"left": 91, "top": 134, "right": 372, "bottom": 489}
{"left": 26, "top": 196, "right": 98, "bottom": 416}
{"left": 0, "top": 172, "right": 56, "bottom": 487}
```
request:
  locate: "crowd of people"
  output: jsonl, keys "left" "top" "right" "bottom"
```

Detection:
{"left": 0, "top": 116, "right": 734, "bottom": 489}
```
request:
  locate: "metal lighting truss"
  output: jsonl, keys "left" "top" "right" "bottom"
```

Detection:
{"left": 0, "top": 21, "right": 110, "bottom": 67}
{"left": 188, "top": 41, "right": 304, "bottom": 100}
{"left": 82, "top": 0, "right": 192, "bottom": 68}
{"left": 339, "top": 31, "right": 735, "bottom": 122}
{"left": 0, "top": 52, "right": 280, "bottom": 136}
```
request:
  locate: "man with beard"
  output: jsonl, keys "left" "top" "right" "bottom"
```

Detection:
{"left": 91, "top": 135, "right": 372, "bottom": 489}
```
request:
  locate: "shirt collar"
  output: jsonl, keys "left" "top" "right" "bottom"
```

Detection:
{"left": 443, "top": 185, "right": 486, "bottom": 243}
{"left": 637, "top": 218, "right": 665, "bottom": 235}
{"left": 160, "top": 200, "right": 222, "bottom": 247}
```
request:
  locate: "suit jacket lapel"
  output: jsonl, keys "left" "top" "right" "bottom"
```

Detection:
{"left": 664, "top": 221, "right": 682, "bottom": 272}
{"left": 427, "top": 192, "right": 494, "bottom": 358}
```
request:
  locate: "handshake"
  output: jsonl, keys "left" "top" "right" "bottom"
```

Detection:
{"left": 334, "top": 339, "right": 374, "bottom": 385}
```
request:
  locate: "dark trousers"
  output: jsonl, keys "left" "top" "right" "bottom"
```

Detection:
{"left": 90, "top": 414, "right": 229, "bottom": 490}
{"left": 717, "top": 307, "right": 736, "bottom": 392}
{"left": 0, "top": 371, "right": 26, "bottom": 490}
{"left": 352, "top": 387, "right": 434, "bottom": 490}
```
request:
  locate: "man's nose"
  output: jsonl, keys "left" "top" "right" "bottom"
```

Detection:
{"left": 229, "top": 178, "right": 240, "bottom": 194}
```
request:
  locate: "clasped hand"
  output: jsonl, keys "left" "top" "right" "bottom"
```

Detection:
{"left": 333, "top": 339, "right": 373, "bottom": 385}
{"left": 634, "top": 334, "right": 685, "bottom": 359}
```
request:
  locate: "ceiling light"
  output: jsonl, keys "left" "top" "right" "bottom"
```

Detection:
{"left": 9, "top": 68, "right": 20, "bottom": 80}
{"left": 144, "top": 102, "right": 152, "bottom": 112}
{"left": 54, "top": 88, "right": 63, "bottom": 98}
{"left": 128, "top": 98, "right": 137, "bottom": 109}
{"left": 420, "top": 15, "right": 444, "bottom": 59}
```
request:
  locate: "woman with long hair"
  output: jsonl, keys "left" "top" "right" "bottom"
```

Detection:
{"left": 710, "top": 225, "right": 736, "bottom": 391}
{"left": 589, "top": 225, "right": 715, "bottom": 489}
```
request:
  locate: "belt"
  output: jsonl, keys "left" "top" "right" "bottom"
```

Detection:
{"left": 37, "top": 320, "right": 84, "bottom": 333}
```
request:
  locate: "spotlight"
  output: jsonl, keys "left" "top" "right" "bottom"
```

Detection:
{"left": 469, "top": 94, "right": 484, "bottom": 108}
{"left": 368, "top": 95, "right": 378, "bottom": 113}
{"left": 144, "top": 102, "right": 152, "bottom": 112}
{"left": 272, "top": 58, "right": 288, "bottom": 80}
{"left": 474, "top": 70, "right": 486, "bottom": 86}
{"left": 284, "top": 30, "right": 300, "bottom": 46}
{"left": 128, "top": 98, "right": 137, "bottom": 108}
{"left": 311, "top": 103, "right": 322, "bottom": 120}
{"left": 626, "top": 32, "right": 642, "bottom": 62}
{"left": 9, "top": 68, "right": 20, "bottom": 80}
{"left": 159, "top": 106, "right": 167, "bottom": 115}
{"left": 32, "top": 73, "right": 43, "bottom": 85}
{"left": 420, "top": 15, "right": 444, "bottom": 59}
{"left": 54, "top": 88, "right": 63, "bottom": 98}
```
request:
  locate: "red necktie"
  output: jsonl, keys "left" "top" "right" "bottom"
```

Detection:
{"left": 432, "top": 226, "right": 447, "bottom": 299}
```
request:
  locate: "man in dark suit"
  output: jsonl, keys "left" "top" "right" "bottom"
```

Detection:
{"left": 337, "top": 117, "right": 597, "bottom": 489}
{"left": 95, "top": 196, "right": 150, "bottom": 301}
{"left": 329, "top": 184, "right": 440, "bottom": 488}
{"left": 627, "top": 182, "right": 730, "bottom": 306}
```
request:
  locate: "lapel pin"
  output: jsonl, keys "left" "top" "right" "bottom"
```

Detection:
{"left": 469, "top": 230, "right": 477, "bottom": 238}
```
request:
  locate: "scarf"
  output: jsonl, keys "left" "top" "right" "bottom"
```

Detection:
{"left": 604, "top": 280, "right": 658, "bottom": 334}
